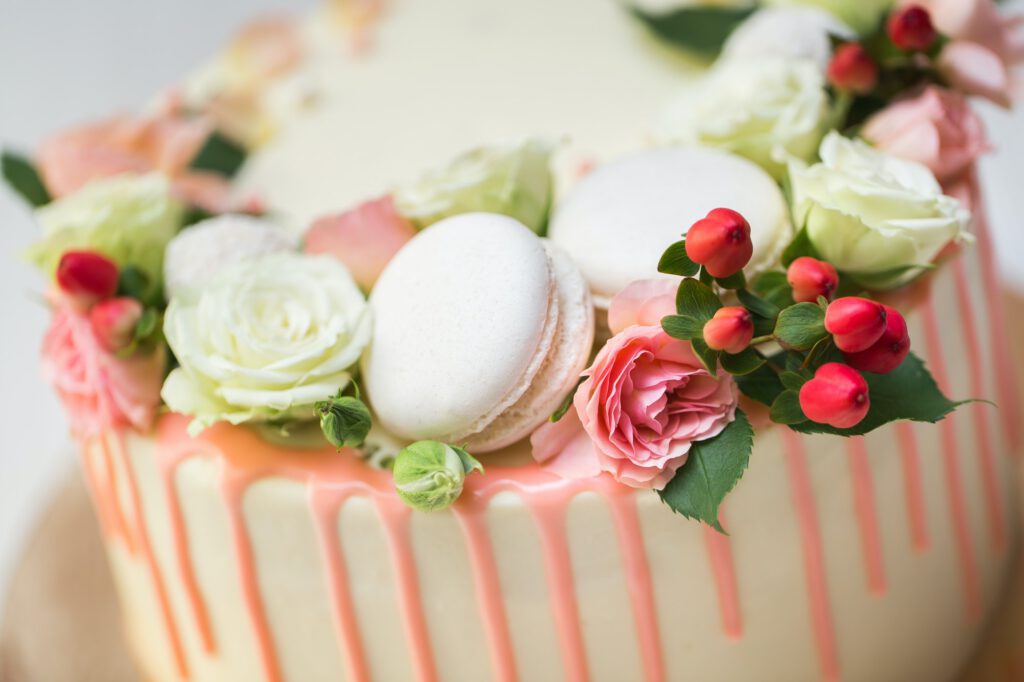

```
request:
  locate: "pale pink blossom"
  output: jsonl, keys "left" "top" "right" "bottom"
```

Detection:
{"left": 938, "top": 41, "right": 1016, "bottom": 108}
{"left": 606, "top": 279, "right": 678, "bottom": 335}
{"left": 42, "top": 305, "right": 164, "bottom": 438}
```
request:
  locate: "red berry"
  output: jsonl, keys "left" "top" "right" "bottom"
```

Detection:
{"left": 842, "top": 305, "right": 910, "bottom": 374}
{"left": 887, "top": 5, "right": 937, "bottom": 52}
{"left": 825, "top": 297, "right": 888, "bottom": 353}
{"left": 787, "top": 257, "right": 839, "bottom": 304}
{"left": 56, "top": 250, "right": 119, "bottom": 309}
{"left": 684, "top": 208, "right": 753, "bottom": 279}
{"left": 703, "top": 306, "right": 754, "bottom": 355}
{"left": 827, "top": 43, "right": 879, "bottom": 94}
{"left": 90, "top": 297, "right": 143, "bottom": 352}
{"left": 799, "top": 363, "right": 870, "bottom": 429}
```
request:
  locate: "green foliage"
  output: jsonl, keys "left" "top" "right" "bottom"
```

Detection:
{"left": 1, "top": 151, "right": 51, "bottom": 207}
{"left": 631, "top": 5, "right": 757, "bottom": 58}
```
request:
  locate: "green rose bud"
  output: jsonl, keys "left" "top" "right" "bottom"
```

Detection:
{"left": 27, "top": 173, "right": 184, "bottom": 290}
{"left": 316, "top": 394, "right": 372, "bottom": 449}
{"left": 392, "top": 441, "right": 483, "bottom": 512}
{"left": 394, "top": 138, "right": 555, "bottom": 234}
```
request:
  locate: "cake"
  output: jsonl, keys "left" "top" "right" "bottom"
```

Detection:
{"left": 6, "top": 1, "right": 1024, "bottom": 680}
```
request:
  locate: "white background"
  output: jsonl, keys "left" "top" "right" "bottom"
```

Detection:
{"left": 0, "top": 0, "right": 1021, "bottom": 596}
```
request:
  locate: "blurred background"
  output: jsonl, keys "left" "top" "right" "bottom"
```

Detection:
{"left": 0, "top": 0, "right": 1022, "bottom": 658}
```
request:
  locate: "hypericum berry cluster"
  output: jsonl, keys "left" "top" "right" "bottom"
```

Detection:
{"left": 660, "top": 208, "right": 923, "bottom": 432}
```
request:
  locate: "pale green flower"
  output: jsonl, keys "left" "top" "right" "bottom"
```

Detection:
{"left": 789, "top": 132, "right": 971, "bottom": 289}
{"left": 394, "top": 138, "right": 555, "bottom": 234}
{"left": 761, "top": 0, "right": 894, "bottom": 36}
{"left": 393, "top": 441, "right": 483, "bottom": 512}
{"left": 161, "top": 252, "right": 372, "bottom": 433}
{"left": 28, "top": 173, "right": 183, "bottom": 288}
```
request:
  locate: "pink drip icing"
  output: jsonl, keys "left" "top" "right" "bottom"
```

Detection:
{"left": 952, "top": 255, "right": 1006, "bottom": 551}
{"left": 847, "top": 438, "right": 886, "bottom": 594}
{"left": 895, "top": 423, "right": 929, "bottom": 551}
{"left": 781, "top": 431, "right": 840, "bottom": 682}
{"left": 703, "top": 522, "right": 742, "bottom": 640}
{"left": 921, "top": 297, "right": 982, "bottom": 621}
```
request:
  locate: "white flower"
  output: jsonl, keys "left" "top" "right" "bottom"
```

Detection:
{"left": 163, "top": 214, "right": 297, "bottom": 299}
{"left": 162, "top": 252, "right": 372, "bottom": 432}
{"left": 722, "top": 7, "right": 854, "bottom": 70}
{"left": 656, "top": 57, "right": 829, "bottom": 179}
{"left": 761, "top": 0, "right": 894, "bottom": 35}
{"left": 789, "top": 132, "right": 972, "bottom": 289}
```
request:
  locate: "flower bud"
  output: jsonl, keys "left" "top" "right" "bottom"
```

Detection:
{"left": 842, "top": 305, "right": 910, "bottom": 374}
{"left": 887, "top": 5, "right": 936, "bottom": 52}
{"left": 56, "top": 250, "right": 119, "bottom": 308}
{"left": 703, "top": 306, "right": 754, "bottom": 354}
{"left": 825, "top": 297, "right": 888, "bottom": 353}
{"left": 393, "top": 441, "right": 483, "bottom": 512}
{"left": 799, "top": 363, "right": 870, "bottom": 429}
{"left": 316, "top": 394, "right": 372, "bottom": 449}
{"left": 827, "top": 43, "right": 878, "bottom": 94}
{"left": 787, "top": 256, "right": 839, "bottom": 303}
{"left": 90, "top": 297, "right": 144, "bottom": 352}
{"left": 684, "top": 208, "right": 753, "bottom": 278}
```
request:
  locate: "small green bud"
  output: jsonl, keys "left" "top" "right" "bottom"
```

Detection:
{"left": 393, "top": 441, "right": 483, "bottom": 512}
{"left": 316, "top": 394, "right": 372, "bottom": 449}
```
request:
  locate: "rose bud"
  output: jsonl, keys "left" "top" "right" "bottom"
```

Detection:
{"left": 703, "top": 306, "right": 754, "bottom": 354}
{"left": 887, "top": 5, "right": 936, "bottom": 52}
{"left": 799, "top": 363, "right": 870, "bottom": 429}
{"left": 787, "top": 256, "right": 839, "bottom": 303}
{"left": 827, "top": 43, "right": 878, "bottom": 94}
{"left": 90, "top": 297, "right": 144, "bottom": 352}
{"left": 684, "top": 208, "right": 753, "bottom": 278}
{"left": 842, "top": 305, "right": 910, "bottom": 374}
{"left": 825, "top": 297, "right": 888, "bottom": 353}
{"left": 56, "top": 250, "right": 119, "bottom": 309}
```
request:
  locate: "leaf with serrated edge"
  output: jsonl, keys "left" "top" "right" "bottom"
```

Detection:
{"left": 658, "top": 241, "right": 700, "bottom": 276}
{"left": 662, "top": 314, "right": 704, "bottom": 340}
{"left": 774, "top": 303, "right": 827, "bottom": 350}
{"left": 658, "top": 410, "right": 753, "bottom": 532}
{"left": 676, "top": 278, "right": 722, "bottom": 321}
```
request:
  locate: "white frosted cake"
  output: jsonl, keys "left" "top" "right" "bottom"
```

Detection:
{"left": 8, "top": 1, "right": 1024, "bottom": 680}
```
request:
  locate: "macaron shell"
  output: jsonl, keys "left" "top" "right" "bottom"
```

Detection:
{"left": 548, "top": 146, "right": 792, "bottom": 306}
{"left": 463, "top": 240, "right": 594, "bottom": 451}
{"left": 363, "top": 213, "right": 555, "bottom": 443}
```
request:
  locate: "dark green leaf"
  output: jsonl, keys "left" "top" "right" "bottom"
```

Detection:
{"left": 631, "top": 6, "right": 757, "bottom": 58}
{"left": 780, "top": 371, "right": 809, "bottom": 391}
{"left": 774, "top": 303, "right": 827, "bottom": 351}
{"left": 715, "top": 270, "right": 746, "bottom": 290}
{"left": 690, "top": 338, "right": 720, "bottom": 375}
{"left": 658, "top": 410, "right": 753, "bottom": 532}
{"left": 658, "top": 240, "right": 699, "bottom": 277}
{"left": 737, "top": 288, "right": 780, "bottom": 319}
{"left": 781, "top": 227, "right": 819, "bottom": 267}
{"left": 1, "top": 151, "right": 50, "bottom": 207}
{"left": 182, "top": 205, "right": 215, "bottom": 226}
{"left": 750, "top": 271, "right": 795, "bottom": 310}
{"left": 189, "top": 131, "right": 247, "bottom": 178}
{"left": 720, "top": 348, "right": 765, "bottom": 376}
{"left": 316, "top": 395, "right": 372, "bottom": 448}
{"left": 770, "top": 390, "right": 807, "bottom": 425}
{"left": 676, "top": 278, "right": 722, "bottom": 321}
{"left": 116, "top": 265, "right": 157, "bottom": 305}
{"left": 550, "top": 376, "right": 585, "bottom": 422}
{"left": 791, "top": 352, "right": 967, "bottom": 437}
{"left": 134, "top": 308, "right": 159, "bottom": 341}
{"left": 735, "top": 363, "right": 785, "bottom": 406}
{"left": 699, "top": 267, "right": 714, "bottom": 285}
{"left": 662, "top": 314, "right": 704, "bottom": 341}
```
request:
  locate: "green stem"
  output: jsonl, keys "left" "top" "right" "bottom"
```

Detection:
{"left": 749, "top": 334, "right": 775, "bottom": 346}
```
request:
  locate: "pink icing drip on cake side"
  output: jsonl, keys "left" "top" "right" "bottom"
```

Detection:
{"left": 847, "top": 437, "right": 887, "bottom": 594}
{"left": 895, "top": 423, "right": 930, "bottom": 551}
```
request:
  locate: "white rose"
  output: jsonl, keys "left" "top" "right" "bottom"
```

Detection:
{"left": 722, "top": 7, "right": 854, "bottom": 70}
{"left": 761, "top": 0, "right": 894, "bottom": 35}
{"left": 656, "top": 56, "right": 828, "bottom": 179}
{"left": 789, "top": 132, "right": 972, "bottom": 289}
{"left": 162, "top": 252, "right": 372, "bottom": 432}
{"left": 163, "top": 214, "right": 297, "bottom": 299}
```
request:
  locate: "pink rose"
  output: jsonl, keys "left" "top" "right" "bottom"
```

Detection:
{"left": 42, "top": 305, "right": 165, "bottom": 438}
{"left": 938, "top": 41, "right": 1017, "bottom": 108}
{"left": 863, "top": 86, "right": 989, "bottom": 183}
{"left": 304, "top": 196, "right": 417, "bottom": 289}
{"left": 533, "top": 325, "right": 738, "bottom": 489}
{"left": 607, "top": 279, "right": 678, "bottom": 335}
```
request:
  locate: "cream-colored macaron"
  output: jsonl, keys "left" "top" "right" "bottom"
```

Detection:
{"left": 363, "top": 213, "right": 593, "bottom": 452}
{"left": 548, "top": 146, "right": 792, "bottom": 307}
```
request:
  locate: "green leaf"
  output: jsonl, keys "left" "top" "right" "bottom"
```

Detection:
{"left": 774, "top": 303, "right": 827, "bottom": 351}
{"left": 451, "top": 445, "right": 484, "bottom": 475}
{"left": 699, "top": 267, "right": 714, "bottom": 285}
{"left": 550, "top": 376, "right": 585, "bottom": 422}
{"left": 658, "top": 240, "right": 699, "bottom": 277}
{"left": 1, "top": 151, "right": 50, "bottom": 207}
{"left": 735, "top": 363, "right": 785, "bottom": 406}
{"left": 631, "top": 6, "right": 757, "bottom": 58}
{"left": 690, "top": 338, "right": 720, "bottom": 375}
{"left": 116, "top": 265, "right": 160, "bottom": 306}
{"left": 770, "top": 390, "right": 808, "bottom": 425}
{"left": 715, "top": 270, "right": 746, "bottom": 290}
{"left": 737, "top": 288, "right": 780, "bottom": 319}
{"left": 781, "top": 226, "right": 819, "bottom": 267}
{"left": 658, "top": 410, "right": 753, "bottom": 532}
{"left": 720, "top": 348, "right": 765, "bottom": 376}
{"left": 189, "top": 131, "right": 247, "bottom": 178}
{"left": 182, "top": 205, "right": 215, "bottom": 227}
{"left": 134, "top": 307, "right": 159, "bottom": 341}
{"left": 316, "top": 395, "right": 372, "bottom": 448}
{"left": 661, "top": 314, "right": 704, "bottom": 341}
{"left": 780, "top": 371, "right": 809, "bottom": 391}
{"left": 791, "top": 352, "right": 967, "bottom": 437}
{"left": 676, "top": 278, "right": 722, "bottom": 321}
{"left": 751, "top": 271, "right": 795, "bottom": 310}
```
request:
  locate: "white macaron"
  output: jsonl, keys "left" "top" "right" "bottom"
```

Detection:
{"left": 363, "top": 213, "right": 593, "bottom": 452}
{"left": 548, "top": 146, "right": 792, "bottom": 307}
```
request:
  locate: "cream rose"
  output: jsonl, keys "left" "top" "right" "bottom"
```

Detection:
{"left": 656, "top": 56, "right": 828, "bottom": 180}
{"left": 789, "top": 132, "right": 972, "bottom": 289}
{"left": 162, "top": 252, "right": 372, "bottom": 432}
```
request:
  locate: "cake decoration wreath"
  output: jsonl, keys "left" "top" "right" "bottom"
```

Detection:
{"left": 2, "top": 1, "right": 1015, "bottom": 538}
